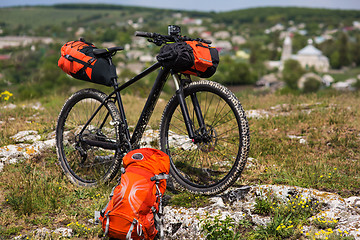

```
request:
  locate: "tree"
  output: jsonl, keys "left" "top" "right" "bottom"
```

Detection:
{"left": 282, "top": 59, "right": 304, "bottom": 90}
{"left": 303, "top": 77, "right": 321, "bottom": 93}
{"left": 330, "top": 51, "right": 340, "bottom": 69}
{"left": 102, "top": 28, "right": 117, "bottom": 42}
{"left": 338, "top": 32, "right": 350, "bottom": 67}
{"left": 211, "top": 56, "right": 257, "bottom": 85}
{"left": 351, "top": 34, "right": 360, "bottom": 66}
{"left": 269, "top": 31, "right": 281, "bottom": 60}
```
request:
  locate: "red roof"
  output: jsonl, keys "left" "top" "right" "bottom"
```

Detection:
{"left": 0, "top": 55, "right": 10, "bottom": 60}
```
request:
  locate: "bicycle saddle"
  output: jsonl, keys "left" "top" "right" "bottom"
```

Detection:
{"left": 93, "top": 46, "right": 124, "bottom": 58}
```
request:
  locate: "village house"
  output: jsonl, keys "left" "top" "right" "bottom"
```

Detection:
{"left": 0, "top": 36, "right": 53, "bottom": 49}
{"left": 213, "top": 40, "right": 232, "bottom": 52}
{"left": 214, "top": 31, "right": 230, "bottom": 39}
{"left": 187, "top": 26, "right": 207, "bottom": 35}
{"left": 231, "top": 35, "right": 246, "bottom": 45}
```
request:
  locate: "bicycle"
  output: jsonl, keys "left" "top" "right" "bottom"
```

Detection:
{"left": 55, "top": 25, "right": 250, "bottom": 195}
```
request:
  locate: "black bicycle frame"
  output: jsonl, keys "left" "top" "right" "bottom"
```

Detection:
{"left": 80, "top": 60, "right": 205, "bottom": 153}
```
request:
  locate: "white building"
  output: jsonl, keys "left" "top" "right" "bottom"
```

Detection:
{"left": 293, "top": 40, "right": 330, "bottom": 72}
{"left": 281, "top": 34, "right": 292, "bottom": 62}
{"left": 231, "top": 35, "right": 246, "bottom": 45}
{"left": 214, "top": 31, "right": 230, "bottom": 39}
{"left": 0, "top": 36, "right": 53, "bottom": 49}
{"left": 269, "top": 36, "right": 330, "bottom": 72}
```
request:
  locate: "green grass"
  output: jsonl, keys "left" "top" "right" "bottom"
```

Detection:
{"left": 0, "top": 89, "right": 359, "bottom": 238}
{"left": 238, "top": 91, "right": 360, "bottom": 197}
{"left": 167, "top": 191, "right": 210, "bottom": 208}
{"left": 328, "top": 67, "right": 360, "bottom": 82}
{"left": 0, "top": 148, "right": 110, "bottom": 238}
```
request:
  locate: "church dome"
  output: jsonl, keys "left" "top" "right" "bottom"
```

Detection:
{"left": 297, "top": 45, "right": 322, "bottom": 56}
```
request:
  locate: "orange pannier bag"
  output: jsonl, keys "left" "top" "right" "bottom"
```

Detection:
{"left": 99, "top": 148, "right": 170, "bottom": 240}
{"left": 58, "top": 38, "right": 114, "bottom": 86}
{"left": 181, "top": 41, "right": 219, "bottom": 78}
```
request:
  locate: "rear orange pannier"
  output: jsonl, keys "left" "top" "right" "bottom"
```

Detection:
{"left": 58, "top": 38, "right": 115, "bottom": 86}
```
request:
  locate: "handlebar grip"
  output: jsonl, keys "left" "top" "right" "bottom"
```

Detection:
{"left": 134, "top": 31, "right": 154, "bottom": 38}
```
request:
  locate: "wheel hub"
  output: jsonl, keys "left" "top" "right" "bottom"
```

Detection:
{"left": 195, "top": 125, "right": 217, "bottom": 153}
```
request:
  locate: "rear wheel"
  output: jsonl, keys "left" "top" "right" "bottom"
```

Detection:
{"left": 56, "top": 88, "right": 122, "bottom": 186}
{"left": 160, "top": 80, "right": 250, "bottom": 195}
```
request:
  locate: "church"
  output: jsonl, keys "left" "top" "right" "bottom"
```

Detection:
{"left": 280, "top": 35, "right": 330, "bottom": 72}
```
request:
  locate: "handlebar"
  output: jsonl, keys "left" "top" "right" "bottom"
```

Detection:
{"left": 134, "top": 31, "right": 212, "bottom": 46}
{"left": 134, "top": 31, "right": 156, "bottom": 38}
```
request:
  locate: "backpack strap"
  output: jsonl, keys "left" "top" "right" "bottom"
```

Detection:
{"left": 104, "top": 210, "right": 111, "bottom": 237}
{"left": 126, "top": 219, "right": 144, "bottom": 240}
{"left": 151, "top": 206, "right": 164, "bottom": 239}
{"left": 150, "top": 173, "right": 169, "bottom": 181}
{"left": 100, "top": 186, "right": 116, "bottom": 218}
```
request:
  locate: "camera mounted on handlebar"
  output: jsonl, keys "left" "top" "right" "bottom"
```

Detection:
{"left": 168, "top": 25, "right": 181, "bottom": 36}
{"left": 134, "top": 25, "right": 212, "bottom": 46}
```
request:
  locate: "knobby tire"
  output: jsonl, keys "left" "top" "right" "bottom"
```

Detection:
{"left": 160, "top": 80, "right": 250, "bottom": 195}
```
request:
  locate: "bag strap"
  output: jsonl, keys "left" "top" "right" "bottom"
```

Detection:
{"left": 103, "top": 210, "right": 111, "bottom": 237}
{"left": 100, "top": 186, "right": 116, "bottom": 217}
{"left": 195, "top": 42, "right": 210, "bottom": 48}
{"left": 126, "top": 219, "right": 144, "bottom": 240}
{"left": 79, "top": 37, "right": 94, "bottom": 46}
{"left": 64, "top": 54, "right": 96, "bottom": 70}
{"left": 150, "top": 173, "right": 169, "bottom": 181}
{"left": 151, "top": 206, "right": 164, "bottom": 238}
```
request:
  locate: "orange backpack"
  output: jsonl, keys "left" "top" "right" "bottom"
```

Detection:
{"left": 99, "top": 148, "right": 170, "bottom": 240}
{"left": 58, "top": 39, "right": 114, "bottom": 86}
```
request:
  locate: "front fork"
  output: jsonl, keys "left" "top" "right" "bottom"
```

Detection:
{"left": 172, "top": 74, "right": 206, "bottom": 144}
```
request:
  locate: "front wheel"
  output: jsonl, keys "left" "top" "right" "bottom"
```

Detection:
{"left": 160, "top": 80, "right": 250, "bottom": 195}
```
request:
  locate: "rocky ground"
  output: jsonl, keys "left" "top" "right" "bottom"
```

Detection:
{"left": 1, "top": 129, "right": 360, "bottom": 239}
{"left": 164, "top": 185, "right": 360, "bottom": 239}
{"left": 1, "top": 101, "right": 360, "bottom": 239}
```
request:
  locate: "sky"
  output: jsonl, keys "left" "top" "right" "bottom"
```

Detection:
{"left": 1, "top": 0, "right": 360, "bottom": 12}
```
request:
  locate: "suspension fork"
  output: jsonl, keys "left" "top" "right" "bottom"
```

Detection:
{"left": 172, "top": 74, "right": 206, "bottom": 142}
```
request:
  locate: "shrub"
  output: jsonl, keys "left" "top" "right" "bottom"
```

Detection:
{"left": 282, "top": 59, "right": 304, "bottom": 90}
{"left": 199, "top": 212, "right": 243, "bottom": 240}
{"left": 303, "top": 77, "right": 322, "bottom": 93}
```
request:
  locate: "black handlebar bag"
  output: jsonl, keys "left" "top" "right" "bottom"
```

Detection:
{"left": 156, "top": 42, "right": 194, "bottom": 72}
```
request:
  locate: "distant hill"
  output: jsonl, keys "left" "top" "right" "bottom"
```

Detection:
{"left": 215, "top": 7, "right": 360, "bottom": 26}
{"left": 1, "top": 4, "right": 359, "bottom": 31}
{"left": 0, "top": 4, "right": 211, "bottom": 29}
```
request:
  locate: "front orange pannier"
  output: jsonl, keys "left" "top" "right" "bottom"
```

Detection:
{"left": 181, "top": 41, "right": 219, "bottom": 78}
